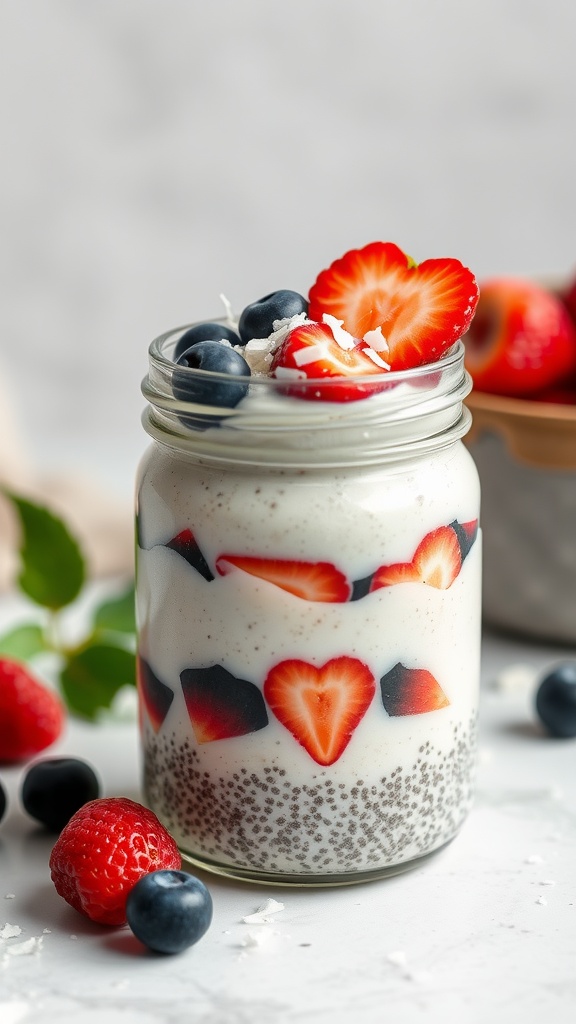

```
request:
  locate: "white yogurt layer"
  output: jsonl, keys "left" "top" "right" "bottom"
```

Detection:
{"left": 136, "top": 439, "right": 481, "bottom": 877}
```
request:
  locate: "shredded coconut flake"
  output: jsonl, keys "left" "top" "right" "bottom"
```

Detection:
{"left": 0, "top": 924, "right": 22, "bottom": 940}
{"left": 4, "top": 895, "right": 15, "bottom": 901}
{"left": 241, "top": 899, "right": 285, "bottom": 924}
{"left": 293, "top": 344, "right": 327, "bottom": 368}
{"left": 536, "top": 896, "right": 548, "bottom": 906}
{"left": 525, "top": 854, "right": 544, "bottom": 865}
{"left": 273, "top": 366, "right": 306, "bottom": 380}
{"left": 322, "top": 314, "right": 356, "bottom": 350}
{"left": 363, "top": 326, "right": 389, "bottom": 352}
{"left": 6, "top": 936, "right": 43, "bottom": 957}
{"left": 219, "top": 293, "right": 237, "bottom": 327}
{"left": 240, "top": 930, "right": 272, "bottom": 948}
{"left": 363, "top": 347, "right": 391, "bottom": 370}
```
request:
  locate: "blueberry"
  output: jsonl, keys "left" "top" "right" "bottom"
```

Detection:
{"left": 172, "top": 341, "right": 250, "bottom": 418}
{"left": 173, "top": 322, "right": 241, "bottom": 362}
{"left": 126, "top": 869, "right": 213, "bottom": 954}
{"left": 0, "top": 778, "right": 6, "bottom": 824}
{"left": 21, "top": 757, "right": 100, "bottom": 832}
{"left": 535, "top": 663, "right": 576, "bottom": 738}
{"left": 238, "top": 289, "right": 308, "bottom": 342}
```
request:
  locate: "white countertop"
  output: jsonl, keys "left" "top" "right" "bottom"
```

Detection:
{"left": 1, "top": 621, "right": 575, "bottom": 1024}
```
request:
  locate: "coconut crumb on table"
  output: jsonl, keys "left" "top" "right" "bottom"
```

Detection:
{"left": 241, "top": 899, "right": 285, "bottom": 925}
{"left": 5, "top": 936, "right": 44, "bottom": 956}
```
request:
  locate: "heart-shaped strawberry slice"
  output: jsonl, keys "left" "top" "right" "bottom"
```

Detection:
{"left": 264, "top": 656, "right": 375, "bottom": 766}
{"left": 308, "top": 241, "right": 479, "bottom": 370}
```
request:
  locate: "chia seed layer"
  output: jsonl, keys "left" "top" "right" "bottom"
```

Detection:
{"left": 143, "top": 717, "right": 477, "bottom": 877}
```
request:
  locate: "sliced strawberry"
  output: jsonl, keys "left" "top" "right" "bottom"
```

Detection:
{"left": 180, "top": 664, "right": 268, "bottom": 743}
{"left": 308, "top": 242, "right": 479, "bottom": 371}
{"left": 370, "top": 524, "right": 462, "bottom": 592}
{"left": 412, "top": 526, "right": 462, "bottom": 588}
{"left": 137, "top": 655, "right": 174, "bottom": 733}
{"left": 368, "top": 561, "right": 421, "bottom": 590}
{"left": 449, "top": 519, "right": 479, "bottom": 561}
{"left": 380, "top": 663, "right": 450, "bottom": 716}
{"left": 215, "top": 554, "right": 351, "bottom": 602}
{"left": 264, "top": 656, "right": 375, "bottom": 766}
{"left": 270, "top": 321, "right": 387, "bottom": 402}
{"left": 166, "top": 528, "right": 214, "bottom": 581}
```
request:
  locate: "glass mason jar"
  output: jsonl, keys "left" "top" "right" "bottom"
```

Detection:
{"left": 136, "top": 327, "right": 481, "bottom": 886}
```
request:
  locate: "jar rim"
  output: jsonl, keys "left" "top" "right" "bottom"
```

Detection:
{"left": 141, "top": 327, "right": 473, "bottom": 467}
{"left": 147, "top": 324, "right": 466, "bottom": 393}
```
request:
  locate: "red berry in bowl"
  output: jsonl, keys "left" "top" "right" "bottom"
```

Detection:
{"left": 463, "top": 278, "right": 576, "bottom": 396}
{"left": 49, "top": 796, "right": 181, "bottom": 925}
{"left": 0, "top": 658, "right": 64, "bottom": 763}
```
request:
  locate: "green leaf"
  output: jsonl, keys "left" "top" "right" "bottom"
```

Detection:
{"left": 60, "top": 641, "right": 136, "bottom": 720}
{"left": 0, "top": 623, "right": 48, "bottom": 660}
{"left": 4, "top": 491, "right": 86, "bottom": 610}
{"left": 93, "top": 584, "right": 136, "bottom": 634}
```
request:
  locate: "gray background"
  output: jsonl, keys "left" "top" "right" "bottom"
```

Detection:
{"left": 1, "top": 0, "right": 575, "bottom": 501}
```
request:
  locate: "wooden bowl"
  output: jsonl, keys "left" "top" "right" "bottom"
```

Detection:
{"left": 465, "top": 390, "right": 576, "bottom": 644}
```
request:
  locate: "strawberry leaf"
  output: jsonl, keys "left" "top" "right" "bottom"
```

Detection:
{"left": 4, "top": 492, "right": 85, "bottom": 610}
{"left": 0, "top": 623, "right": 48, "bottom": 660}
{"left": 93, "top": 585, "right": 136, "bottom": 634}
{"left": 60, "top": 641, "right": 136, "bottom": 721}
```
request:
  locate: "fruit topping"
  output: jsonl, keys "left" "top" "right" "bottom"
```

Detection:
{"left": 270, "top": 321, "right": 387, "bottom": 401}
{"left": 21, "top": 757, "right": 100, "bottom": 833}
{"left": 308, "top": 241, "right": 479, "bottom": 370}
{"left": 463, "top": 278, "right": 576, "bottom": 396}
{"left": 49, "top": 796, "right": 181, "bottom": 925}
{"left": 215, "top": 554, "right": 351, "bottom": 602}
{"left": 173, "top": 321, "right": 240, "bottom": 361}
{"left": 370, "top": 525, "right": 462, "bottom": 592}
{"left": 137, "top": 655, "right": 175, "bottom": 733}
{"left": 126, "top": 869, "right": 213, "bottom": 954}
{"left": 535, "top": 663, "right": 576, "bottom": 738}
{"left": 166, "top": 527, "right": 214, "bottom": 581}
{"left": 172, "top": 340, "right": 251, "bottom": 411}
{"left": 264, "top": 656, "right": 375, "bottom": 766}
{"left": 238, "top": 289, "right": 309, "bottom": 343}
{"left": 180, "top": 664, "right": 269, "bottom": 743}
{"left": 0, "top": 657, "right": 64, "bottom": 763}
{"left": 380, "top": 663, "right": 450, "bottom": 716}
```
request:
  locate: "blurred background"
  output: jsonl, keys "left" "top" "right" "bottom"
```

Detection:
{"left": 1, "top": 0, "right": 576, "bottom": 577}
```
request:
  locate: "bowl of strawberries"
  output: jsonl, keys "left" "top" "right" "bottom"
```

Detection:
{"left": 463, "top": 274, "right": 576, "bottom": 643}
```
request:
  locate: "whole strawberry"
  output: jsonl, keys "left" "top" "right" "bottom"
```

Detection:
{"left": 0, "top": 657, "right": 64, "bottom": 763}
{"left": 49, "top": 797, "right": 181, "bottom": 925}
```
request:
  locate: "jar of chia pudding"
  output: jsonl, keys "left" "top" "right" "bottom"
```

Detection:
{"left": 136, "top": 242, "right": 482, "bottom": 885}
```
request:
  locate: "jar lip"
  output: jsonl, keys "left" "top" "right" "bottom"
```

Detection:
{"left": 142, "top": 326, "right": 473, "bottom": 466}
{"left": 148, "top": 325, "right": 466, "bottom": 393}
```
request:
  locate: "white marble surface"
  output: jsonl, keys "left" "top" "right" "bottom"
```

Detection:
{"left": 1, "top": 620, "right": 575, "bottom": 1024}
{"left": 1, "top": 1, "right": 576, "bottom": 501}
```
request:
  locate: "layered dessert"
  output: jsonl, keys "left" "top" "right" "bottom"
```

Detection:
{"left": 136, "top": 242, "right": 482, "bottom": 881}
